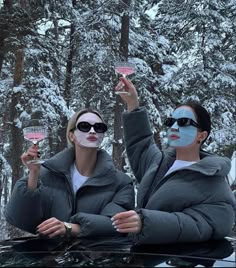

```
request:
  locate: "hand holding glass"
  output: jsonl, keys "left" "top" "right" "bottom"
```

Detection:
{"left": 114, "top": 61, "right": 135, "bottom": 94}
{"left": 23, "top": 120, "right": 48, "bottom": 164}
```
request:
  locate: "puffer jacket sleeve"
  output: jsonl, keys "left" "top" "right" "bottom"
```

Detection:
{"left": 134, "top": 201, "right": 235, "bottom": 244}
{"left": 122, "top": 107, "right": 162, "bottom": 183}
{"left": 5, "top": 177, "right": 44, "bottom": 234}
{"left": 70, "top": 175, "right": 135, "bottom": 237}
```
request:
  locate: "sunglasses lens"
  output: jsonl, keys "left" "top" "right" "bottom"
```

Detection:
{"left": 94, "top": 123, "right": 107, "bottom": 133}
{"left": 77, "top": 122, "right": 107, "bottom": 133}
{"left": 164, "top": 117, "right": 199, "bottom": 128}
{"left": 77, "top": 122, "right": 91, "bottom": 132}
{"left": 164, "top": 118, "right": 175, "bottom": 127}
{"left": 177, "top": 118, "right": 189, "bottom": 126}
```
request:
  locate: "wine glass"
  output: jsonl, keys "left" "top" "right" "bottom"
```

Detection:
{"left": 23, "top": 119, "right": 48, "bottom": 164}
{"left": 114, "top": 61, "right": 135, "bottom": 94}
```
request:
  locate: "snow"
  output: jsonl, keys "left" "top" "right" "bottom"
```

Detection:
{"left": 0, "top": 0, "right": 235, "bottom": 241}
{"left": 228, "top": 151, "right": 236, "bottom": 186}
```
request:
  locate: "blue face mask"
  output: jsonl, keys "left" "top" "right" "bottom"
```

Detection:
{"left": 167, "top": 107, "right": 198, "bottom": 147}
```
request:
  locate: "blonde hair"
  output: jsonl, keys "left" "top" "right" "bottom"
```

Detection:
{"left": 66, "top": 108, "right": 105, "bottom": 148}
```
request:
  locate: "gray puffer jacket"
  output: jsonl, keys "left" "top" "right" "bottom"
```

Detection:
{"left": 5, "top": 147, "right": 135, "bottom": 238}
{"left": 122, "top": 107, "right": 235, "bottom": 244}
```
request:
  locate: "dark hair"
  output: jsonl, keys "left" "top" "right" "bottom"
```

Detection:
{"left": 177, "top": 100, "right": 211, "bottom": 144}
{"left": 66, "top": 108, "right": 105, "bottom": 147}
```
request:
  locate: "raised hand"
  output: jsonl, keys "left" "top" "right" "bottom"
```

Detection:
{"left": 21, "top": 144, "right": 41, "bottom": 170}
{"left": 115, "top": 77, "right": 139, "bottom": 112}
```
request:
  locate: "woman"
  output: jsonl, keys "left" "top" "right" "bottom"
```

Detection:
{"left": 5, "top": 108, "right": 135, "bottom": 239}
{"left": 112, "top": 77, "right": 235, "bottom": 244}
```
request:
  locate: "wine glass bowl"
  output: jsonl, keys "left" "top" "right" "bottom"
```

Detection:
{"left": 23, "top": 119, "right": 48, "bottom": 164}
{"left": 114, "top": 61, "right": 135, "bottom": 94}
{"left": 114, "top": 61, "right": 135, "bottom": 77}
{"left": 23, "top": 126, "right": 47, "bottom": 145}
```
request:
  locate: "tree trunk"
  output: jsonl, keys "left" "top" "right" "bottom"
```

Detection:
{"left": 64, "top": 0, "right": 76, "bottom": 108}
{"left": 119, "top": 14, "right": 130, "bottom": 58}
{"left": 9, "top": 48, "right": 25, "bottom": 191}
{"left": 0, "top": 0, "right": 13, "bottom": 73}
{"left": 4, "top": 0, "right": 13, "bottom": 9}
{"left": 112, "top": 1, "right": 131, "bottom": 170}
{"left": 0, "top": 38, "right": 5, "bottom": 74}
{"left": 64, "top": 23, "right": 75, "bottom": 107}
{"left": 0, "top": 163, "right": 2, "bottom": 205}
{"left": 112, "top": 98, "right": 126, "bottom": 170}
{"left": 0, "top": 112, "right": 8, "bottom": 204}
{"left": 54, "top": 1, "right": 77, "bottom": 153}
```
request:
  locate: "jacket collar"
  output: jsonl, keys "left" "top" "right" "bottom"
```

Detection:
{"left": 42, "top": 147, "right": 75, "bottom": 174}
{"left": 166, "top": 148, "right": 231, "bottom": 177}
{"left": 42, "top": 147, "right": 117, "bottom": 185}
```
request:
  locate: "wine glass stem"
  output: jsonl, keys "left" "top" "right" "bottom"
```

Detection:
{"left": 32, "top": 142, "right": 38, "bottom": 160}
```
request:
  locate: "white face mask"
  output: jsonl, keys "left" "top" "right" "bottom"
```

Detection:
{"left": 74, "top": 112, "right": 105, "bottom": 148}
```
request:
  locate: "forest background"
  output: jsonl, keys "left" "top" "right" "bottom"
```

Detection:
{"left": 0, "top": 0, "right": 235, "bottom": 240}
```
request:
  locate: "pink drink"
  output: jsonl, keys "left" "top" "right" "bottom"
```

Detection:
{"left": 24, "top": 132, "right": 46, "bottom": 143}
{"left": 115, "top": 66, "right": 135, "bottom": 76}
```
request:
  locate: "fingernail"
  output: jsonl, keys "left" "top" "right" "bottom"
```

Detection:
{"left": 111, "top": 217, "right": 114, "bottom": 221}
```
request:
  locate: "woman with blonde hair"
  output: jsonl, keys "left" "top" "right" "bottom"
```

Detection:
{"left": 6, "top": 108, "right": 135, "bottom": 240}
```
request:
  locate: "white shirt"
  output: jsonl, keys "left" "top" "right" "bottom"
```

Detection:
{"left": 70, "top": 163, "right": 88, "bottom": 193}
{"left": 164, "top": 160, "right": 196, "bottom": 177}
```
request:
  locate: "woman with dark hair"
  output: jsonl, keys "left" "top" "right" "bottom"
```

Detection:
{"left": 6, "top": 108, "right": 135, "bottom": 239}
{"left": 112, "top": 77, "right": 235, "bottom": 244}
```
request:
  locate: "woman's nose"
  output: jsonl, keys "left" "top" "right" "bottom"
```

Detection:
{"left": 89, "top": 127, "right": 96, "bottom": 133}
{"left": 170, "top": 121, "right": 179, "bottom": 131}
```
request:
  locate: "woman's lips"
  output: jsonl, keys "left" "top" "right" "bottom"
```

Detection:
{"left": 169, "top": 134, "right": 179, "bottom": 140}
{"left": 87, "top": 136, "right": 97, "bottom": 141}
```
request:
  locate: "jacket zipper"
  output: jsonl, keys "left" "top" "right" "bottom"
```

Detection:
{"left": 64, "top": 174, "right": 76, "bottom": 215}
